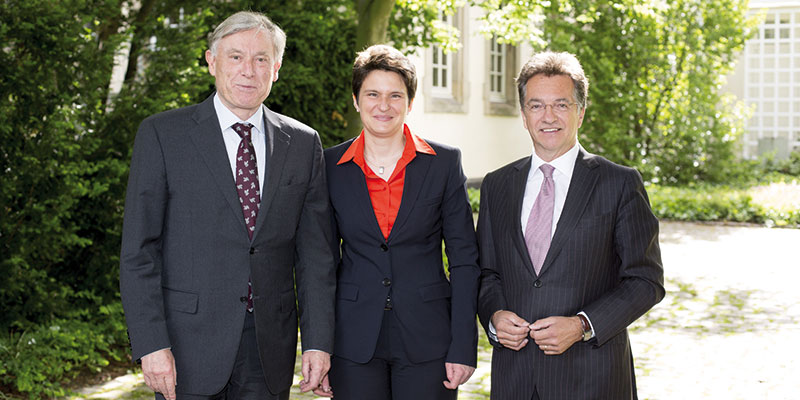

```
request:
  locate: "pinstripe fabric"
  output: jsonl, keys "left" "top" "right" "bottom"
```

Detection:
{"left": 477, "top": 149, "right": 664, "bottom": 400}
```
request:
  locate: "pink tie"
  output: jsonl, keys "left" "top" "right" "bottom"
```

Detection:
{"left": 524, "top": 164, "right": 555, "bottom": 275}
{"left": 233, "top": 122, "right": 260, "bottom": 312}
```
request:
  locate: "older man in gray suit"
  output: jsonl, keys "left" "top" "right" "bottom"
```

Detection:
{"left": 477, "top": 51, "right": 664, "bottom": 399}
{"left": 120, "top": 11, "right": 335, "bottom": 400}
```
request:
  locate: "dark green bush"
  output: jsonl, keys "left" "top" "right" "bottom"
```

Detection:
{"left": 0, "top": 301, "right": 128, "bottom": 399}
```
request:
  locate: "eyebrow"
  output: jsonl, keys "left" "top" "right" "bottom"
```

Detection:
{"left": 526, "top": 97, "right": 571, "bottom": 104}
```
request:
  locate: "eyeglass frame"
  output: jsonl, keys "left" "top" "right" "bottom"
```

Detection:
{"left": 523, "top": 101, "right": 581, "bottom": 115}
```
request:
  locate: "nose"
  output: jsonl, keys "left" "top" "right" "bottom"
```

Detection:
{"left": 378, "top": 96, "right": 390, "bottom": 111}
{"left": 241, "top": 60, "right": 255, "bottom": 77}
{"left": 541, "top": 104, "right": 558, "bottom": 121}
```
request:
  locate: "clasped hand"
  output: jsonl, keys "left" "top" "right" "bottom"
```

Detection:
{"left": 491, "top": 311, "right": 583, "bottom": 355}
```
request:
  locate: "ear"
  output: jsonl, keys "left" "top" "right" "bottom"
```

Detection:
{"left": 577, "top": 106, "right": 586, "bottom": 129}
{"left": 272, "top": 62, "right": 282, "bottom": 82}
{"left": 352, "top": 94, "right": 359, "bottom": 112}
{"left": 521, "top": 108, "right": 529, "bottom": 129}
{"left": 206, "top": 50, "right": 216, "bottom": 77}
{"left": 407, "top": 97, "right": 414, "bottom": 113}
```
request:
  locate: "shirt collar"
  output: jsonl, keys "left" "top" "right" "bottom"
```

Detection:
{"left": 530, "top": 141, "right": 580, "bottom": 178}
{"left": 337, "top": 124, "right": 436, "bottom": 165}
{"left": 213, "top": 93, "right": 265, "bottom": 136}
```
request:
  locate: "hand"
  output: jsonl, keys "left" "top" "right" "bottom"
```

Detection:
{"left": 299, "top": 351, "right": 333, "bottom": 397}
{"left": 141, "top": 348, "right": 177, "bottom": 400}
{"left": 529, "top": 316, "right": 583, "bottom": 355}
{"left": 491, "top": 310, "right": 531, "bottom": 351}
{"left": 443, "top": 362, "right": 475, "bottom": 389}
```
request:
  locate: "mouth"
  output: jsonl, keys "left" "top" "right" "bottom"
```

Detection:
{"left": 540, "top": 127, "right": 561, "bottom": 134}
{"left": 373, "top": 115, "right": 393, "bottom": 122}
{"left": 235, "top": 84, "right": 257, "bottom": 92}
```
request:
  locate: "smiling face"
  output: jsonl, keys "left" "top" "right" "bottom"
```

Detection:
{"left": 521, "top": 74, "right": 585, "bottom": 162}
{"left": 355, "top": 70, "right": 413, "bottom": 139}
{"left": 205, "top": 29, "right": 281, "bottom": 121}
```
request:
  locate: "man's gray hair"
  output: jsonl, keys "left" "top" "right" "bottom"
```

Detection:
{"left": 516, "top": 51, "right": 589, "bottom": 110}
{"left": 208, "top": 11, "right": 287, "bottom": 63}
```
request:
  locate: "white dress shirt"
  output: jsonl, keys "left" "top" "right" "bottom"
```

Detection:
{"left": 213, "top": 94, "right": 267, "bottom": 190}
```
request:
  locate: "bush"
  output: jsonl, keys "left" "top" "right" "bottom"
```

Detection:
{"left": 466, "top": 184, "right": 799, "bottom": 228}
{"left": 0, "top": 301, "right": 128, "bottom": 399}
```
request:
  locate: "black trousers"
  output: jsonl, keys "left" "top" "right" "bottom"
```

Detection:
{"left": 155, "top": 311, "right": 289, "bottom": 400}
{"left": 329, "top": 309, "right": 457, "bottom": 400}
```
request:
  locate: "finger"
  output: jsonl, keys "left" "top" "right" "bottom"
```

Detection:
{"left": 313, "top": 387, "right": 335, "bottom": 398}
{"left": 503, "top": 338, "right": 528, "bottom": 351}
{"left": 313, "top": 376, "right": 334, "bottom": 399}
{"left": 163, "top": 375, "right": 177, "bottom": 400}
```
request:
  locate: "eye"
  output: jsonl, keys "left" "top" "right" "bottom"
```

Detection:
{"left": 366, "top": 92, "right": 378, "bottom": 97}
{"left": 555, "top": 102, "right": 570, "bottom": 111}
{"left": 529, "top": 103, "right": 544, "bottom": 112}
{"left": 391, "top": 93, "right": 403, "bottom": 99}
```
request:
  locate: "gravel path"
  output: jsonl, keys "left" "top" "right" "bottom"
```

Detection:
{"left": 72, "top": 221, "right": 800, "bottom": 399}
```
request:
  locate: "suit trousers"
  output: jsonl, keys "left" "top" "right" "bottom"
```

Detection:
{"left": 329, "top": 309, "right": 456, "bottom": 400}
{"left": 155, "top": 311, "right": 288, "bottom": 400}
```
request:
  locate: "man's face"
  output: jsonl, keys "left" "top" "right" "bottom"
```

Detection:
{"left": 205, "top": 29, "right": 280, "bottom": 121}
{"left": 521, "top": 74, "right": 585, "bottom": 162}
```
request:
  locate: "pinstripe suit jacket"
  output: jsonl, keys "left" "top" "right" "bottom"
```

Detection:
{"left": 477, "top": 149, "right": 664, "bottom": 400}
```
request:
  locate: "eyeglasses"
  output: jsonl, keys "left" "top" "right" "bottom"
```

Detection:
{"left": 524, "top": 101, "right": 579, "bottom": 115}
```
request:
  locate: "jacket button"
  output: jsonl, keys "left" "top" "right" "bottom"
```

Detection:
{"left": 249, "top": 247, "right": 255, "bottom": 254}
{"left": 382, "top": 278, "right": 391, "bottom": 287}
{"left": 380, "top": 243, "right": 388, "bottom": 252}
{"left": 239, "top": 296, "right": 248, "bottom": 303}
{"left": 533, "top": 280, "right": 543, "bottom": 288}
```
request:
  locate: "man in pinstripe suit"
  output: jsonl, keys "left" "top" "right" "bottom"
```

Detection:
{"left": 477, "top": 51, "right": 664, "bottom": 399}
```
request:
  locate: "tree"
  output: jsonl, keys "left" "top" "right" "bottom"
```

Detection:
{"left": 540, "top": 0, "right": 759, "bottom": 184}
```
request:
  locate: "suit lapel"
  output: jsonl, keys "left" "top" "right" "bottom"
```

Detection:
{"left": 253, "top": 108, "right": 290, "bottom": 240}
{"left": 539, "top": 149, "right": 599, "bottom": 275}
{"left": 509, "top": 157, "right": 538, "bottom": 278}
{"left": 388, "top": 153, "right": 433, "bottom": 240}
{"left": 188, "top": 96, "right": 248, "bottom": 234}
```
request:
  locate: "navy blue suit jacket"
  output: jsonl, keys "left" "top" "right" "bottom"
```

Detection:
{"left": 325, "top": 138, "right": 480, "bottom": 367}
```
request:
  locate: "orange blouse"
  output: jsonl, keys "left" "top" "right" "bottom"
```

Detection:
{"left": 337, "top": 125, "right": 436, "bottom": 239}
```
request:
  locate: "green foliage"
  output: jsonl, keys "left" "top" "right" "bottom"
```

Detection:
{"left": 0, "top": 301, "right": 128, "bottom": 399}
{"left": 467, "top": 185, "right": 799, "bottom": 228}
{"left": 540, "top": 0, "right": 758, "bottom": 185}
{"left": 468, "top": 187, "right": 480, "bottom": 213}
{"left": 648, "top": 184, "right": 800, "bottom": 227}
{"left": 761, "top": 150, "right": 800, "bottom": 177}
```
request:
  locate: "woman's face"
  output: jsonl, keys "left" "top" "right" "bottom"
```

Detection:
{"left": 354, "top": 70, "right": 413, "bottom": 138}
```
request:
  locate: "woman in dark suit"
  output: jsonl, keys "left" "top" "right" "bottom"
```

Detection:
{"left": 324, "top": 45, "right": 480, "bottom": 399}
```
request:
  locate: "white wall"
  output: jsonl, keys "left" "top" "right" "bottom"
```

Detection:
{"left": 404, "top": 6, "right": 534, "bottom": 181}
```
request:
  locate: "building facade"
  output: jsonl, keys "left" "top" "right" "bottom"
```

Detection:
{"left": 725, "top": 0, "right": 800, "bottom": 159}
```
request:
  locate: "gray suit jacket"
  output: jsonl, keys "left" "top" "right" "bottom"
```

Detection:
{"left": 477, "top": 149, "right": 664, "bottom": 400}
{"left": 119, "top": 95, "right": 335, "bottom": 395}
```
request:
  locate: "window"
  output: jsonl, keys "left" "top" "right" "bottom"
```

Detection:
{"left": 423, "top": 9, "right": 466, "bottom": 113}
{"left": 742, "top": 7, "right": 800, "bottom": 158}
{"left": 430, "top": 15, "right": 452, "bottom": 96}
{"left": 488, "top": 37, "right": 507, "bottom": 102}
{"left": 484, "top": 35, "right": 517, "bottom": 116}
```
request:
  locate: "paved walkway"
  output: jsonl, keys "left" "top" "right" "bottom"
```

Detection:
{"left": 72, "top": 221, "right": 800, "bottom": 399}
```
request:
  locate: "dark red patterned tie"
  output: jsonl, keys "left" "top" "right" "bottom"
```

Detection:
{"left": 233, "top": 122, "right": 260, "bottom": 312}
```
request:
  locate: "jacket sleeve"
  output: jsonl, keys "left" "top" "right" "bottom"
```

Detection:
{"left": 582, "top": 168, "right": 665, "bottom": 345}
{"left": 118, "top": 117, "right": 171, "bottom": 361}
{"left": 441, "top": 149, "right": 481, "bottom": 367}
{"left": 293, "top": 132, "right": 337, "bottom": 353}
{"left": 476, "top": 173, "right": 509, "bottom": 347}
